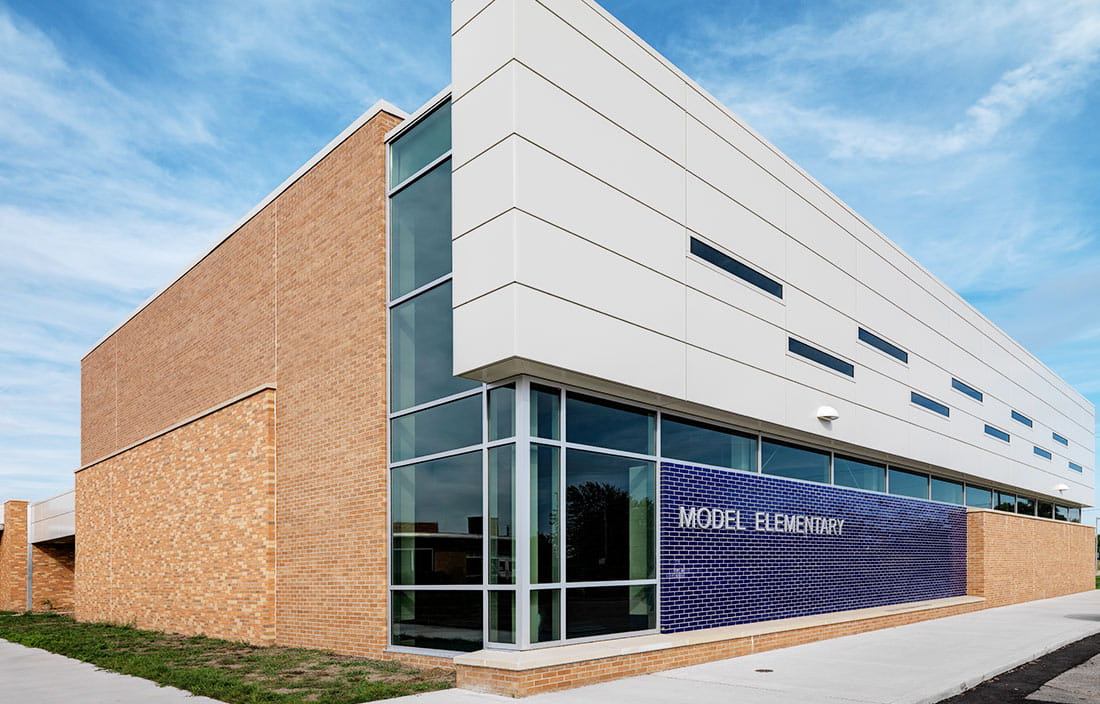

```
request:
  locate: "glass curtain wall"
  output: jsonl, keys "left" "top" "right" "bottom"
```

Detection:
{"left": 388, "top": 100, "right": 517, "bottom": 653}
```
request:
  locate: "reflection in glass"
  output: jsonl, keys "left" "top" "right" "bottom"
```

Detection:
{"left": 531, "top": 589, "right": 560, "bottom": 643}
{"left": 1037, "top": 501, "right": 1054, "bottom": 519}
{"left": 660, "top": 415, "right": 756, "bottom": 471}
{"left": 566, "top": 586, "right": 655, "bottom": 639}
{"left": 391, "top": 589, "right": 482, "bottom": 652}
{"left": 566, "top": 449, "right": 655, "bottom": 582}
{"left": 531, "top": 444, "right": 560, "bottom": 584}
{"left": 390, "top": 282, "right": 478, "bottom": 412}
{"left": 391, "top": 452, "right": 482, "bottom": 585}
{"left": 566, "top": 393, "right": 655, "bottom": 455}
{"left": 489, "top": 445, "right": 515, "bottom": 584}
{"left": 391, "top": 394, "right": 481, "bottom": 462}
{"left": 930, "top": 477, "right": 964, "bottom": 505}
{"left": 488, "top": 385, "right": 516, "bottom": 441}
{"left": 966, "top": 485, "right": 993, "bottom": 509}
{"left": 889, "top": 468, "right": 928, "bottom": 499}
{"left": 761, "top": 440, "right": 829, "bottom": 484}
{"left": 995, "top": 491, "right": 1017, "bottom": 512}
{"left": 390, "top": 101, "right": 451, "bottom": 188}
{"left": 833, "top": 456, "right": 885, "bottom": 492}
{"left": 1055, "top": 505, "right": 1069, "bottom": 521}
{"left": 489, "top": 591, "right": 515, "bottom": 644}
{"left": 1016, "top": 495, "right": 1036, "bottom": 516}
{"left": 530, "top": 384, "right": 560, "bottom": 440}
{"left": 1068, "top": 507, "right": 1081, "bottom": 523}
{"left": 390, "top": 161, "right": 451, "bottom": 299}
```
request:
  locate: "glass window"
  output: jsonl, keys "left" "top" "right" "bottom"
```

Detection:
{"left": 390, "top": 282, "right": 478, "bottom": 412}
{"left": 965, "top": 485, "right": 993, "bottom": 509}
{"left": 833, "top": 455, "right": 885, "bottom": 492}
{"left": 1037, "top": 501, "right": 1054, "bottom": 519}
{"left": 488, "top": 384, "right": 515, "bottom": 441}
{"left": 888, "top": 468, "right": 928, "bottom": 499}
{"left": 1011, "top": 410, "right": 1033, "bottom": 427}
{"left": 1053, "top": 433, "right": 1069, "bottom": 447}
{"left": 984, "top": 425, "right": 1010, "bottom": 442}
{"left": 391, "top": 394, "right": 481, "bottom": 463}
{"left": 489, "top": 445, "right": 515, "bottom": 584}
{"left": 995, "top": 491, "right": 1016, "bottom": 512}
{"left": 690, "top": 237, "right": 782, "bottom": 298}
{"left": 761, "top": 439, "right": 830, "bottom": 484}
{"left": 531, "top": 444, "right": 560, "bottom": 584}
{"left": 531, "top": 589, "right": 560, "bottom": 643}
{"left": 565, "top": 449, "right": 655, "bottom": 582}
{"left": 391, "top": 589, "right": 482, "bottom": 652}
{"left": 1033, "top": 446, "right": 1052, "bottom": 460}
{"left": 660, "top": 415, "right": 756, "bottom": 471}
{"left": 390, "top": 101, "right": 451, "bottom": 188}
{"left": 530, "top": 384, "right": 560, "bottom": 440}
{"left": 858, "top": 328, "right": 908, "bottom": 363}
{"left": 1068, "top": 507, "right": 1081, "bottom": 523}
{"left": 1069, "top": 462, "right": 1083, "bottom": 472}
{"left": 1054, "top": 505, "right": 1069, "bottom": 521}
{"left": 911, "top": 392, "right": 950, "bottom": 417}
{"left": 489, "top": 591, "right": 515, "bottom": 644}
{"left": 391, "top": 452, "right": 482, "bottom": 585}
{"left": 930, "top": 477, "right": 964, "bottom": 504}
{"left": 390, "top": 161, "right": 451, "bottom": 299}
{"left": 566, "top": 585, "right": 655, "bottom": 639}
{"left": 1016, "top": 495, "right": 1036, "bottom": 515}
{"left": 788, "top": 338, "right": 855, "bottom": 377}
{"left": 566, "top": 393, "right": 655, "bottom": 455}
{"left": 952, "top": 378, "right": 983, "bottom": 402}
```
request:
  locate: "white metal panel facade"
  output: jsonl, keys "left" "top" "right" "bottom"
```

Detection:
{"left": 450, "top": 0, "right": 1095, "bottom": 506}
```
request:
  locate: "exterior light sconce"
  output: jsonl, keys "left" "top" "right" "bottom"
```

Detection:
{"left": 1054, "top": 483, "right": 1069, "bottom": 495}
{"left": 817, "top": 406, "right": 840, "bottom": 422}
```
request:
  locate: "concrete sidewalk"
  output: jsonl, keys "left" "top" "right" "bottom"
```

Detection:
{"left": 0, "top": 639, "right": 224, "bottom": 703}
{"left": 389, "top": 590, "right": 1100, "bottom": 704}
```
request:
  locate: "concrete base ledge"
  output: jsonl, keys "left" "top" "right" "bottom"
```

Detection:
{"left": 456, "top": 595, "right": 985, "bottom": 671}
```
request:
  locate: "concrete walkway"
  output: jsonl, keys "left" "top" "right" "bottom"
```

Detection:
{"left": 0, "top": 639, "right": 224, "bottom": 703}
{"left": 389, "top": 590, "right": 1100, "bottom": 704}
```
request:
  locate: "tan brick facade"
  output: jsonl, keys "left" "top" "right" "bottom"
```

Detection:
{"left": 30, "top": 540, "right": 75, "bottom": 612}
{"left": 76, "top": 388, "right": 276, "bottom": 643}
{"left": 77, "top": 107, "right": 403, "bottom": 656}
{"left": 966, "top": 509, "right": 1095, "bottom": 607}
{"left": 0, "top": 500, "right": 28, "bottom": 611}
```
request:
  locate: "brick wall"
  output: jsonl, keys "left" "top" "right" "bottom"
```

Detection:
{"left": 75, "top": 388, "right": 276, "bottom": 643}
{"left": 78, "top": 107, "right": 403, "bottom": 656}
{"left": 661, "top": 463, "right": 967, "bottom": 631}
{"left": 30, "top": 540, "right": 75, "bottom": 612}
{"left": 967, "top": 509, "right": 1095, "bottom": 607}
{"left": 0, "top": 501, "right": 28, "bottom": 611}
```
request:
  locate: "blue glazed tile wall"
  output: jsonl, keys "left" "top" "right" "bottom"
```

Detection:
{"left": 660, "top": 463, "right": 967, "bottom": 634}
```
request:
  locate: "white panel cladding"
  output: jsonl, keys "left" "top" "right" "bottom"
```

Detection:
{"left": 451, "top": 0, "right": 1095, "bottom": 506}
{"left": 29, "top": 489, "right": 75, "bottom": 543}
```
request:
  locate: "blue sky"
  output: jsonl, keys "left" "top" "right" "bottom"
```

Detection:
{"left": 1, "top": 0, "right": 1098, "bottom": 520}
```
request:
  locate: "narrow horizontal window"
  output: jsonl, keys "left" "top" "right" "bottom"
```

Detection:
{"left": 1069, "top": 462, "right": 1083, "bottom": 472}
{"left": 951, "top": 378, "right": 983, "bottom": 402}
{"left": 1052, "top": 433, "right": 1068, "bottom": 446}
{"left": 690, "top": 237, "right": 783, "bottom": 298}
{"left": 911, "top": 392, "right": 949, "bottom": 417}
{"left": 788, "top": 338, "right": 854, "bottom": 377}
{"left": 858, "top": 328, "right": 908, "bottom": 363}
{"left": 1033, "top": 446, "right": 1051, "bottom": 460}
{"left": 984, "top": 424, "right": 1010, "bottom": 442}
{"left": 1010, "top": 410, "right": 1033, "bottom": 428}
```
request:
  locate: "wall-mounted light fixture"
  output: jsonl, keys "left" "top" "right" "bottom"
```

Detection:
{"left": 816, "top": 406, "right": 840, "bottom": 422}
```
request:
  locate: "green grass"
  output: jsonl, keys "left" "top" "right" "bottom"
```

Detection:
{"left": 0, "top": 612, "right": 452, "bottom": 704}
